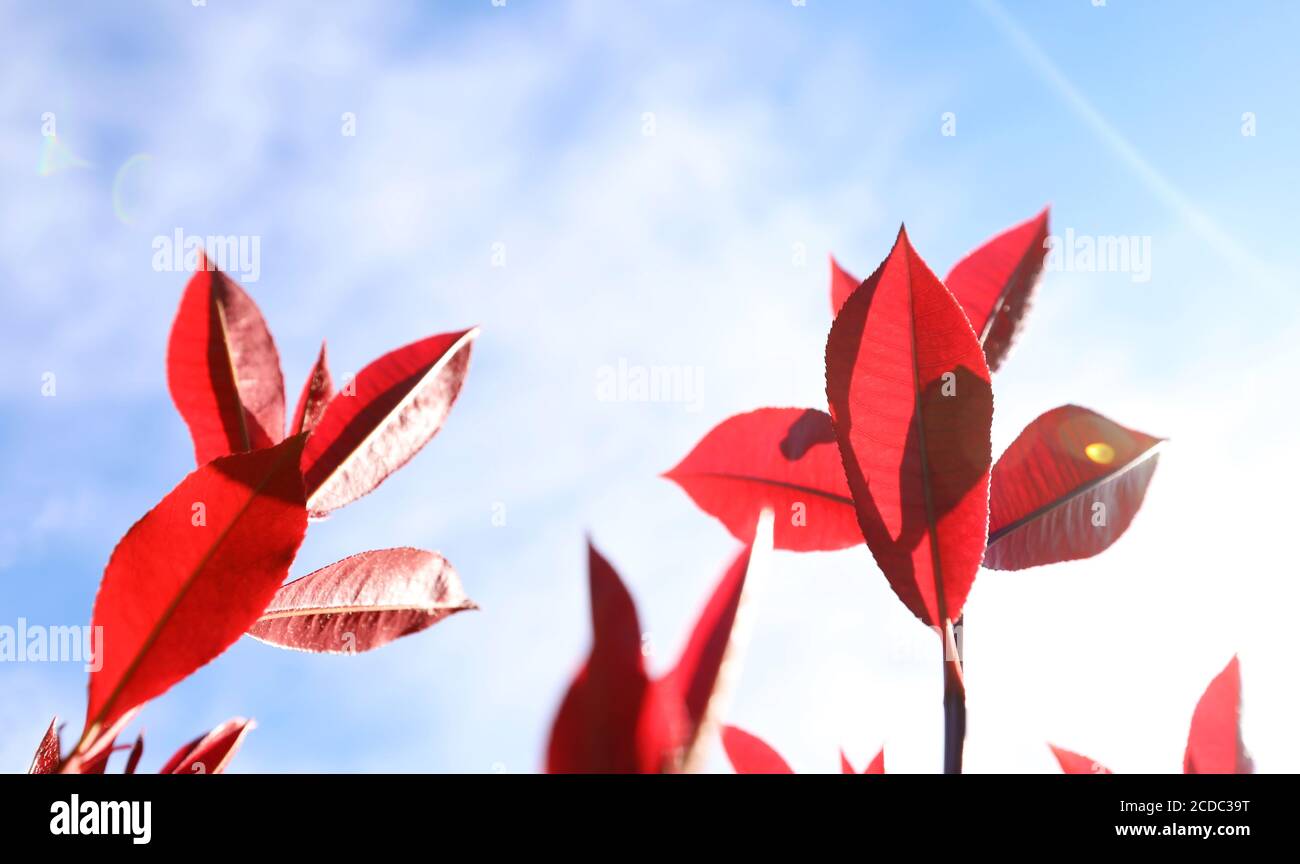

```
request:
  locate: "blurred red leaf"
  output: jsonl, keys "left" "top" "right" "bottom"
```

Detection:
{"left": 1184, "top": 656, "right": 1253, "bottom": 774}
{"left": 83, "top": 436, "right": 307, "bottom": 746}
{"left": 28, "top": 718, "right": 61, "bottom": 774}
{"left": 1049, "top": 744, "right": 1111, "bottom": 774}
{"left": 830, "top": 254, "right": 859, "bottom": 316}
{"left": 291, "top": 341, "right": 334, "bottom": 436}
{"left": 721, "top": 726, "right": 793, "bottom": 774}
{"left": 840, "top": 747, "right": 887, "bottom": 774}
{"left": 825, "top": 227, "right": 993, "bottom": 627}
{"left": 662, "top": 545, "right": 751, "bottom": 758}
{"left": 167, "top": 255, "right": 285, "bottom": 464}
{"left": 161, "top": 718, "right": 254, "bottom": 774}
{"left": 546, "top": 543, "right": 680, "bottom": 774}
{"left": 944, "top": 207, "right": 1050, "bottom": 371}
{"left": 248, "top": 547, "right": 475, "bottom": 654}
{"left": 665, "top": 408, "right": 861, "bottom": 551}
{"left": 301, "top": 328, "right": 477, "bottom": 517}
{"left": 985, "top": 405, "right": 1161, "bottom": 571}
{"left": 123, "top": 734, "right": 144, "bottom": 774}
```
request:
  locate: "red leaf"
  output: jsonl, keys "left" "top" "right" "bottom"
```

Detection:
{"left": 28, "top": 718, "right": 61, "bottom": 774}
{"left": 830, "top": 254, "right": 859, "bottom": 316}
{"left": 546, "top": 543, "right": 682, "bottom": 773}
{"left": 665, "top": 408, "right": 861, "bottom": 551}
{"left": 123, "top": 734, "right": 144, "bottom": 774}
{"left": 83, "top": 435, "right": 307, "bottom": 746}
{"left": 301, "top": 328, "right": 477, "bottom": 517}
{"left": 721, "top": 726, "right": 793, "bottom": 774}
{"left": 291, "top": 341, "right": 334, "bottom": 436}
{"left": 663, "top": 546, "right": 751, "bottom": 754}
{"left": 248, "top": 547, "right": 475, "bottom": 654}
{"left": 945, "top": 207, "right": 1050, "bottom": 371}
{"left": 1049, "top": 744, "right": 1111, "bottom": 774}
{"left": 840, "top": 747, "right": 887, "bottom": 774}
{"left": 1184, "top": 656, "right": 1253, "bottom": 774}
{"left": 166, "top": 255, "right": 285, "bottom": 464}
{"left": 161, "top": 718, "right": 254, "bottom": 774}
{"left": 825, "top": 227, "right": 994, "bottom": 628}
{"left": 985, "top": 406, "right": 1161, "bottom": 571}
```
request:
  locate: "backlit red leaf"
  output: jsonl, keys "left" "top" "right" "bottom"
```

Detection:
{"left": 161, "top": 718, "right": 254, "bottom": 774}
{"left": 301, "top": 328, "right": 477, "bottom": 517}
{"left": 721, "top": 726, "right": 793, "bottom": 774}
{"left": 663, "top": 545, "right": 752, "bottom": 760}
{"left": 291, "top": 341, "right": 334, "bottom": 436}
{"left": 248, "top": 547, "right": 475, "bottom": 654}
{"left": 985, "top": 405, "right": 1161, "bottom": 571}
{"left": 546, "top": 543, "right": 681, "bottom": 774}
{"left": 28, "top": 718, "right": 61, "bottom": 774}
{"left": 1184, "top": 656, "right": 1253, "bottom": 774}
{"left": 665, "top": 408, "right": 860, "bottom": 551}
{"left": 945, "top": 207, "right": 1049, "bottom": 371}
{"left": 166, "top": 255, "right": 285, "bottom": 464}
{"left": 1049, "top": 744, "right": 1111, "bottom": 774}
{"left": 825, "top": 227, "right": 994, "bottom": 628}
{"left": 830, "top": 254, "right": 859, "bottom": 316}
{"left": 83, "top": 436, "right": 307, "bottom": 745}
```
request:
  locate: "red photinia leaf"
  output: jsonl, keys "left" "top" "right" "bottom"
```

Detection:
{"left": 825, "top": 226, "right": 994, "bottom": 628}
{"left": 665, "top": 408, "right": 861, "bottom": 551}
{"left": 123, "top": 734, "right": 144, "bottom": 774}
{"left": 83, "top": 436, "right": 308, "bottom": 746}
{"left": 291, "top": 341, "right": 334, "bottom": 436}
{"left": 248, "top": 547, "right": 475, "bottom": 654}
{"left": 1184, "top": 656, "right": 1253, "bottom": 774}
{"left": 662, "top": 546, "right": 751, "bottom": 753}
{"left": 28, "top": 718, "right": 61, "bottom": 774}
{"left": 985, "top": 405, "right": 1162, "bottom": 571}
{"left": 161, "top": 718, "right": 254, "bottom": 775}
{"left": 546, "top": 543, "right": 681, "bottom": 773}
{"left": 301, "top": 328, "right": 477, "bottom": 517}
{"left": 830, "top": 254, "right": 859, "bottom": 316}
{"left": 167, "top": 254, "right": 285, "bottom": 465}
{"left": 721, "top": 726, "right": 793, "bottom": 774}
{"left": 840, "top": 747, "right": 887, "bottom": 774}
{"left": 945, "top": 207, "right": 1050, "bottom": 372}
{"left": 1049, "top": 744, "right": 1111, "bottom": 774}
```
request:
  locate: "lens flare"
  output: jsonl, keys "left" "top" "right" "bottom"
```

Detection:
{"left": 1084, "top": 441, "right": 1115, "bottom": 464}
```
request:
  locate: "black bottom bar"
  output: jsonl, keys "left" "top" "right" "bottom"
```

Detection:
{"left": 5, "top": 773, "right": 1277, "bottom": 850}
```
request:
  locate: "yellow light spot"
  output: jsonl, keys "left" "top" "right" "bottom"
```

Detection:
{"left": 1084, "top": 442, "right": 1115, "bottom": 464}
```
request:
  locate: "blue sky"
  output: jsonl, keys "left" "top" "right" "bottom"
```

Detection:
{"left": 2, "top": 0, "right": 1297, "bottom": 773}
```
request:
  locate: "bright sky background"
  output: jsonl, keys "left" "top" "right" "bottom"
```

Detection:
{"left": 2, "top": 0, "right": 1298, "bottom": 774}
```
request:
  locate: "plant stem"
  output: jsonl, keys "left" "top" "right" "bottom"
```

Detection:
{"left": 942, "top": 618, "right": 966, "bottom": 774}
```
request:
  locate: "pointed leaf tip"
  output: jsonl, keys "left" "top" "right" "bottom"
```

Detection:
{"left": 826, "top": 230, "right": 993, "bottom": 627}
{"left": 945, "top": 207, "right": 1050, "bottom": 371}
{"left": 301, "top": 328, "right": 476, "bottom": 517}
{"left": 166, "top": 261, "right": 285, "bottom": 465}
{"left": 1184, "top": 656, "right": 1252, "bottom": 774}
